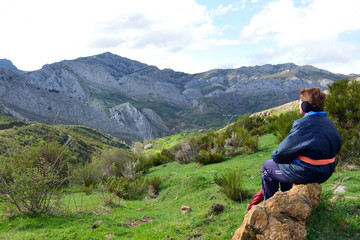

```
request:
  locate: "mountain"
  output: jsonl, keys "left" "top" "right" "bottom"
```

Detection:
{"left": 0, "top": 52, "right": 358, "bottom": 142}
{"left": 0, "top": 59, "right": 22, "bottom": 73}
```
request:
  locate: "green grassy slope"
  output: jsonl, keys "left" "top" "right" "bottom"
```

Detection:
{"left": 0, "top": 116, "right": 128, "bottom": 164}
{"left": 1, "top": 134, "right": 358, "bottom": 239}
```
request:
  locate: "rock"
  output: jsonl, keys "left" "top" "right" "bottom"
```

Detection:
{"left": 144, "top": 144, "right": 153, "bottom": 150}
{"left": 232, "top": 183, "right": 322, "bottom": 240}
{"left": 142, "top": 108, "right": 170, "bottom": 135}
{"left": 182, "top": 88, "right": 203, "bottom": 102}
{"left": 333, "top": 185, "right": 347, "bottom": 194}
{"left": 110, "top": 102, "right": 153, "bottom": 139}
{"left": 180, "top": 206, "right": 192, "bottom": 214}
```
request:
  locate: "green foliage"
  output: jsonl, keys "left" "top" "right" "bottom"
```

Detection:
{"left": 213, "top": 170, "right": 249, "bottom": 202}
{"left": 307, "top": 191, "right": 360, "bottom": 239}
{"left": 143, "top": 120, "right": 259, "bottom": 166}
{"left": 107, "top": 176, "right": 148, "bottom": 200}
{"left": 235, "top": 114, "right": 267, "bottom": 136}
{"left": 267, "top": 110, "right": 302, "bottom": 143}
{"left": 335, "top": 128, "right": 360, "bottom": 165}
{"left": 94, "top": 148, "right": 139, "bottom": 179}
{"left": 326, "top": 79, "right": 360, "bottom": 165}
{"left": 0, "top": 141, "right": 70, "bottom": 214}
{"left": 146, "top": 149, "right": 174, "bottom": 166}
{"left": 326, "top": 78, "right": 360, "bottom": 128}
{"left": 147, "top": 176, "right": 162, "bottom": 197}
{"left": 0, "top": 134, "right": 359, "bottom": 239}
{"left": 0, "top": 117, "right": 129, "bottom": 165}
{"left": 196, "top": 150, "right": 225, "bottom": 165}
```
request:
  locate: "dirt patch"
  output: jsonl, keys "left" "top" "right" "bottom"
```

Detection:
{"left": 125, "top": 216, "right": 154, "bottom": 227}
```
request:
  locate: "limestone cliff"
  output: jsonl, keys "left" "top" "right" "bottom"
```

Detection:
{"left": 1, "top": 52, "right": 358, "bottom": 141}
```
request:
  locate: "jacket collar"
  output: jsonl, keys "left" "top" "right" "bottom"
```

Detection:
{"left": 304, "top": 111, "right": 327, "bottom": 117}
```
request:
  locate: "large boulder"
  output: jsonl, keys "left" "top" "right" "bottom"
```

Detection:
{"left": 232, "top": 183, "right": 322, "bottom": 240}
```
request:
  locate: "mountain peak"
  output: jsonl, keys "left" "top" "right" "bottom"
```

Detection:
{"left": 0, "top": 59, "right": 22, "bottom": 73}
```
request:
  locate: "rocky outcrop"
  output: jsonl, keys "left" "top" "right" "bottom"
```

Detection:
{"left": 0, "top": 59, "right": 22, "bottom": 72}
{"left": 232, "top": 183, "right": 322, "bottom": 240}
{"left": 142, "top": 108, "right": 169, "bottom": 136}
{"left": 110, "top": 103, "right": 153, "bottom": 139}
{"left": 1, "top": 52, "right": 357, "bottom": 142}
{"left": 182, "top": 88, "right": 203, "bottom": 102}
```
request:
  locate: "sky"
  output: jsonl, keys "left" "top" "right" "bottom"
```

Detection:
{"left": 1, "top": 0, "right": 360, "bottom": 74}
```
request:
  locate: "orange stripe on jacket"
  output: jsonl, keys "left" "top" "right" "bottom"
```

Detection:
{"left": 297, "top": 155, "right": 335, "bottom": 165}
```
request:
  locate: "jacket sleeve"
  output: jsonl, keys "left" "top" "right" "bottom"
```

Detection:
{"left": 271, "top": 120, "right": 308, "bottom": 164}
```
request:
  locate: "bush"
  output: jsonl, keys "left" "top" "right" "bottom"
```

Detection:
{"left": 75, "top": 163, "right": 101, "bottom": 193}
{"left": 196, "top": 150, "right": 224, "bottom": 165}
{"left": 267, "top": 110, "right": 302, "bottom": 143}
{"left": 214, "top": 170, "right": 249, "bottom": 202}
{"left": 106, "top": 176, "right": 148, "bottom": 200}
{"left": 175, "top": 141, "right": 200, "bottom": 164}
{"left": 235, "top": 114, "right": 267, "bottom": 136}
{"left": 326, "top": 78, "right": 360, "bottom": 165}
{"left": 326, "top": 78, "right": 360, "bottom": 129}
{"left": 95, "top": 148, "right": 140, "bottom": 179}
{"left": 147, "top": 176, "right": 162, "bottom": 197}
{"left": 0, "top": 141, "right": 70, "bottom": 214}
{"left": 334, "top": 128, "right": 360, "bottom": 165}
{"left": 146, "top": 149, "right": 174, "bottom": 167}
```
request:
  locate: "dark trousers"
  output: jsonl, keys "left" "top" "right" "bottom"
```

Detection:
{"left": 262, "top": 159, "right": 293, "bottom": 200}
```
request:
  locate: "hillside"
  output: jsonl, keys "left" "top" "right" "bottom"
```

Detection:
{"left": 0, "top": 115, "right": 128, "bottom": 164}
{"left": 0, "top": 134, "right": 358, "bottom": 239}
{"left": 1, "top": 77, "right": 360, "bottom": 239}
{"left": 1, "top": 52, "right": 359, "bottom": 142}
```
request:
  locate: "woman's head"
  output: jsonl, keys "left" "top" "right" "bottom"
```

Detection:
{"left": 299, "top": 87, "right": 326, "bottom": 114}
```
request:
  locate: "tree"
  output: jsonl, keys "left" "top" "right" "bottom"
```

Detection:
{"left": 326, "top": 78, "right": 360, "bottom": 165}
{"left": 326, "top": 78, "right": 360, "bottom": 129}
{"left": 0, "top": 141, "right": 71, "bottom": 214}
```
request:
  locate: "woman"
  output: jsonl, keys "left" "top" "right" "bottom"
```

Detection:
{"left": 247, "top": 87, "right": 343, "bottom": 210}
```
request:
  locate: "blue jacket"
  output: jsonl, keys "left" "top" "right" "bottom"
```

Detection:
{"left": 272, "top": 111, "right": 343, "bottom": 183}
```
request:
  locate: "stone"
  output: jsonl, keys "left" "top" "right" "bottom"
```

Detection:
{"left": 333, "top": 185, "right": 347, "bottom": 194}
{"left": 232, "top": 183, "right": 322, "bottom": 240}
{"left": 144, "top": 144, "right": 153, "bottom": 150}
{"left": 180, "top": 206, "right": 192, "bottom": 214}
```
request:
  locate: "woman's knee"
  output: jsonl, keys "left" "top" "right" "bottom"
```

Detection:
{"left": 262, "top": 159, "right": 275, "bottom": 171}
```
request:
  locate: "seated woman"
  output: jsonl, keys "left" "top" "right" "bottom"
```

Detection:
{"left": 247, "top": 87, "right": 343, "bottom": 210}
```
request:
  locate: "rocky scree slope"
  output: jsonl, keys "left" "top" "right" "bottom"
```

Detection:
{"left": 0, "top": 53, "right": 357, "bottom": 142}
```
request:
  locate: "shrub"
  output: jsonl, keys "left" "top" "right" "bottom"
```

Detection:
{"left": 267, "top": 110, "right": 302, "bottom": 143}
{"left": 121, "top": 177, "right": 148, "bottom": 199}
{"left": 175, "top": 141, "right": 200, "bottom": 164}
{"left": 196, "top": 150, "right": 224, "bottom": 165}
{"left": 104, "top": 176, "right": 149, "bottom": 200}
{"left": 146, "top": 149, "right": 174, "bottom": 167}
{"left": 75, "top": 162, "right": 101, "bottom": 193}
{"left": 334, "top": 128, "right": 360, "bottom": 165}
{"left": 96, "top": 148, "right": 139, "bottom": 179}
{"left": 214, "top": 170, "right": 249, "bottom": 202}
{"left": 0, "top": 141, "right": 70, "bottom": 214}
{"left": 147, "top": 176, "right": 162, "bottom": 197}
{"left": 235, "top": 114, "right": 266, "bottom": 136}
{"left": 325, "top": 78, "right": 360, "bottom": 165}
{"left": 326, "top": 78, "right": 360, "bottom": 129}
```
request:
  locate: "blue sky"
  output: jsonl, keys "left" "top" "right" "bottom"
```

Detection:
{"left": 1, "top": 0, "right": 360, "bottom": 74}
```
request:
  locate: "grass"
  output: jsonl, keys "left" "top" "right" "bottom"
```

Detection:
{"left": 145, "top": 131, "right": 203, "bottom": 154}
{"left": 0, "top": 134, "right": 359, "bottom": 239}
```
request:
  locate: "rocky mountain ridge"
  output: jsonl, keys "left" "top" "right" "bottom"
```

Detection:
{"left": 0, "top": 52, "right": 358, "bottom": 142}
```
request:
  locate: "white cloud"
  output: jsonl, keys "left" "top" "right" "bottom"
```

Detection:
{"left": 0, "top": 0, "right": 235, "bottom": 72}
{"left": 241, "top": 0, "right": 360, "bottom": 72}
{"left": 210, "top": 4, "right": 234, "bottom": 17}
